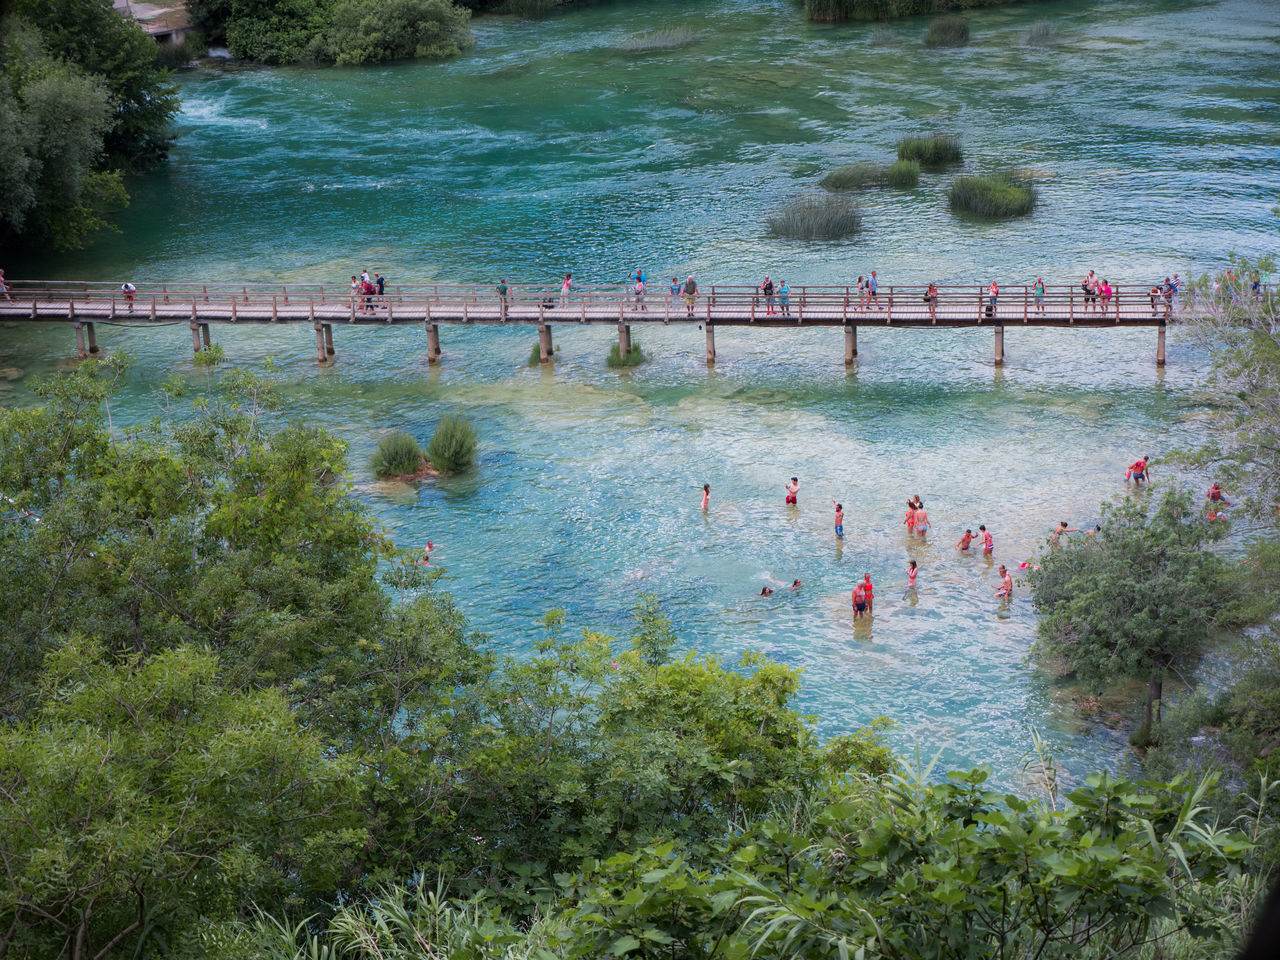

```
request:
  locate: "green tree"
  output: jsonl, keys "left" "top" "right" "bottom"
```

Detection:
{"left": 327, "top": 0, "right": 473, "bottom": 65}
{"left": 1029, "top": 490, "right": 1233, "bottom": 741}
{"left": 13, "top": 0, "right": 178, "bottom": 168}
{"left": 0, "top": 641, "right": 363, "bottom": 960}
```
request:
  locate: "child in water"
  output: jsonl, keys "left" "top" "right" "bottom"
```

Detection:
{"left": 979, "top": 525, "right": 994, "bottom": 556}
{"left": 906, "top": 560, "right": 918, "bottom": 588}
{"left": 904, "top": 500, "right": 916, "bottom": 533}
{"left": 701, "top": 484, "right": 710, "bottom": 511}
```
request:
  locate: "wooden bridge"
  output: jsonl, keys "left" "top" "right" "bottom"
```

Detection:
{"left": 0, "top": 279, "right": 1189, "bottom": 367}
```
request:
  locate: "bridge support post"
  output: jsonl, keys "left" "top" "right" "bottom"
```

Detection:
{"left": 705, "top": 324, "right": 715, "bottom": 365}
{"left": 200, "top": 324, "right": 211, "bottom": 350}
{"left": 190, "top": 322, "right": 203, "bottom": 356}
{"left": 844, "top": 324, "right": 857, "bottom": 364}
{"left": 323, "top": 323, "right": 335, "bottom": 357}
{"left": 994, "top": 325, "right": 1005, "bottom": 366}
{"left": 74, "top": 322, "right": 87, "bottom": 360}
{"left": 85, "top": 322, "right": 99, "bottom": 355}
{"left": 538, "top": 323, "right": 554, "bottom": 363}
{"left": 314, "top": 323, "right": 328, "bottom": 364}
{"left": 426, "top": 322, "right": 441, "bottom": 364}
{"left": 1156, "top": 320, "right": 1166, "bottom": 366}
{"left": 617, "top": 323, "right": 631, "bottom": 359}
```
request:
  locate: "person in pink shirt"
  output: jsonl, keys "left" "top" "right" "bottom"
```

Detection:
{"left": 906, "top": 560, "right": 918, "bottom": 588}
{"left": 979, "top": 524, "right": 994, "bottom": 556}
{"left": 701, "top": 484, "right": 710, "bottom": 510}
{"left": 785, "top": 477, "right": 799, "bottom": 506}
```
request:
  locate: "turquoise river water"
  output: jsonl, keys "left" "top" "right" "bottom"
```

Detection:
{"left": 5, "top": 0, "right": 1280, "bottom": 788}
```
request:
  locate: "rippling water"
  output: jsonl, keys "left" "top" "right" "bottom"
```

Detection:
{"left": 5, "top": 0, "right": 1280, "bottom": 788}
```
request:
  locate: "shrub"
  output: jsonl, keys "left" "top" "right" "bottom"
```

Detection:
{"left": 192, "top": 343, "right": 225, "bottom": 368}
{"left": 949, "top": 173, "right": 1037, "bottom": 218}
{"left": 885, "top": 159, "right": 920, "bottom": 187}
{"left": 615, "top": 26, "right": 696, "bottom": 52}
{"left": 607, "top": 342, "right": 645, "bottom": 367}
{"left": 767, "top": 195, "right": 863, "bottom": 241}
{"left": 896, "top": 133, "right": 963, "bottom": 167}
{"left": 371, "top": 431, "right": 425, "bottom": 478}
{"left": 327, "top": 0, "right": 474, "bottom": 65}
{"left": 428, "top": 415, "right": 477, "bottom": 474}
{"left": 1026, "top": 20, "right": 1057, "bottom": 45}
{"left": 924, "top": 15, "right": 969, "bottom": 48}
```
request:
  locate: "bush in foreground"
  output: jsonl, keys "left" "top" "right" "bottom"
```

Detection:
{"left": 768, "top": 195, "right": 863, "bottom": 241}
{"left": 924, "top": 15, "right": 969, "bottom": 47}
{"left": 371, "top": 430, "right": 426, "bottom": 478}
{"left": 897, "top": 133, "right": 963, "bottom": 167}
{"left": 607, "top": 342, "right": 645, "bottom": 367}
{"left": 949, "top": 172, "right": 1037, "bottom": 218}
{"left": 428, "top": 414, "right": 477, "bottom": 473}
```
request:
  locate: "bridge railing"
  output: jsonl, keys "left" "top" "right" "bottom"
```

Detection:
{"left": 4, "top": 280, "right": 1268, "bottom": 323}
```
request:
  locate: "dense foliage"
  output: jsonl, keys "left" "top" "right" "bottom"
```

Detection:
{"left": 1029, "top": 491, "right": 1235, "bottom": 741}
{"left": 190, "top": 0, "right": 473, "bottom": 65}
{"left": 0, "top": 2, "right": 176, "bottom": 252}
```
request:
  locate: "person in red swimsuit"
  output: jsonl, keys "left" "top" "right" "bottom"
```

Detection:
{"left": 862, "top": 573, "right": 874, "bottom": 614}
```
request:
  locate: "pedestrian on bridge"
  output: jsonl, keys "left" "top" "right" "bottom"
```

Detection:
{"left": 867, "top": 271, "right": 879, "bottom": 310}
{"left": 0, "top": 268, "right": 12, "bottom": 303}
{"left": 121, "top": 282, "right": 136, "bottom": 312}
{"left": 560, "top": 273, "right": 572, "bottom": 307}
{"left": 779, "top": 280, "right": 791, "bottom": 316}
{"left": 669, "top": 277, "right": 681, "bottom": 309}
{"left": 761, "top": 275, "right": 776, "bottom": 315}
{"left": 683, "top": 275, "right": 698, "bottom": 316}
{"left": 1033, "top": 277, "right": 1045, "bottom": 313}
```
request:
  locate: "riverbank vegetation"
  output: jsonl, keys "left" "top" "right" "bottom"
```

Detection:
{"left": 189, "top": 0, "right": 473, "bottom": 65}
{"left": 767, "top": 195, "right": 863, "bottom": 240}
{"left": 0, "top": 1, "right": 177, "bottom": 253}
{"left": 949, "top": 172, "right": 1037, "bottom": 218}
{"left": 0, "top": 357, "right": 1271, "bottom": 958}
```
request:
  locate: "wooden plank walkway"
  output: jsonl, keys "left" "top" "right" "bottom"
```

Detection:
{"left": 0, "top": 279, "right": 1204, "bottom": 367}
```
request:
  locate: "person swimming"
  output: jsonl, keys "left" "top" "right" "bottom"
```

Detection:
{"left": 760, "top": 586, "right": 774, "bottom": 596}
{"left": 832, "top": 500, "right": 844, "bottom": 538}
{"left": 701, "top": 483, "right": 710, "bottom": 510}
{"left": 1050, "top": 521, "right": 1079, "bottom": 545}
{"left": 956, "top": 529, "right": 974, "bottom": 551}
{"left": 785, "top": 476, "right": 799, "bottom": 505}
{"left": 789, "top": 579, "right": 803, "bottom": 590}
{"left": 418, "top": 540, "right": 435, "bottom": 565}
{"left": 906, "top": 560, "right": 918, "bottom": 587}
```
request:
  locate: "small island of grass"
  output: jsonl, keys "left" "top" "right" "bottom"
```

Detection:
{"left": 949, "top": 173, "right": 1037, "bottom": 218}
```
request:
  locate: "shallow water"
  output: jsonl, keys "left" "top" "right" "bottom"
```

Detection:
{"left": 6, "top": 0, "right": 1280, "bottom": 788}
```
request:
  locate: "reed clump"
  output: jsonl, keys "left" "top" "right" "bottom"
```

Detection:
{"left": 607, "top": 342, "right": 646, "bottom": 367}
{"left": 896, "top": 133, "right": 963, "bottom": 167}
{"left": 924, "top": 15, "right": 970, "bottom": 48}
{"left": 1025, "top": 20, "right": 1058, "bottom": 46}
{"left": 528, "top": 343, "right": 544, "bottom": 366}
{"left": 868, "top": 25, "right": 896, "bottom": 45}
{"left": 821, "top": 160, "right": 919, "bottom": 191}
{"left": 949, "top": 173, "right": 1037, "bottom": 218}
{"left": 428, "top": 415, "right": 478, "bottom": 474}
{"left": 615, "top": 26, "right": 697, "bottom": 52}
{"left": 767, "top": 195, "right": 863, "bottom": 241}
{"left": 371, "top": 431, "right": 426, "bottom": 479}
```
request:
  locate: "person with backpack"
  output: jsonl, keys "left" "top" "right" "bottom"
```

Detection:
{"left": 683, "top": 275, "right": 698, "bottom": 316}
{"left": 761, "top": 275, "right": 776, "bottom": 316}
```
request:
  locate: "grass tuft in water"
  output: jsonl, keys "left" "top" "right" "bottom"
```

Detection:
{"left": 616, "top": 26, "right": 697, "bottom": 52}
{"left": 821, "top": 160, "right": 918, "bottom": 191}
{"left": 528, "top": 343, "right": 545, "bottom": 367}
{"left": 607, "top": 341, "right": 646, "bottom": 367}
{"left": 924, "top": 15, "right": 969, "bottom": 48}
{"left": 1025, "top": 20, "right": 1058, "bottom": 46}
{"left": 428, "top": 415, "right": 478, "bottom": 474}
{"left": 949, "top": 173, "right": 1037, "bottom": 219}
{"left": 372, "top": 431, "right": 426, "bottom": 479}
{"left": 767, "top": 195, "right": 863, "bottom": 241}
{"left": 868, "top": 25, "right": 895, "bottom": 45}
{"left": 897, "top": 134, "right": 963, "bottom": 167}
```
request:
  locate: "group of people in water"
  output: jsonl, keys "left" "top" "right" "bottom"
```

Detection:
{"left": 701, "top": 454, "right": 1233, "bottom": 623}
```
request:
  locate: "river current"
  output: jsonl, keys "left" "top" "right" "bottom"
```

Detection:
{"left": 4, "top": 0, "right": 1280, "bottom": 787}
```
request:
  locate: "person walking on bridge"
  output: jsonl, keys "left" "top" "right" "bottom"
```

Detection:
{"left": 121, "top": 281, "right": 136, "bottom": 313}
{"left": 560, "top": 273, "right": 572, "bottom": 307}
{"left": 496, "top": 277, "right": 510, "bottom": 319}
{"left": 0, "top": 268, "right": 12, "bottom": 303}
{"left": 867, "top": 271, "right": 880, "bottom": 310}
{"left": 761, "top": 275, "right": 776, "bottom": 316}
{"left": 683, "top": 275, "right": 698, "bottom": 317}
